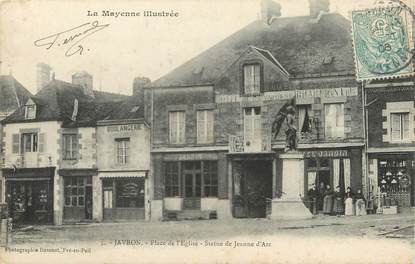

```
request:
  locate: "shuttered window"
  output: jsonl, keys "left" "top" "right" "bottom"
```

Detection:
{"left": 22, "top": 133, "right": 38, "bottom": 152}
{"left": 197, "top": 110, "right": 214, "bottom": 144}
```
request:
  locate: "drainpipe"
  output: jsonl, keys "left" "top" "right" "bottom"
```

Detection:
{"left": 362, "top": 81, "right": 369, "bottom": 198}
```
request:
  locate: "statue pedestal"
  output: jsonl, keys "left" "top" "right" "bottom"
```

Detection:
{"left": 270, "top": 152, "right": 313, "bottom": 220}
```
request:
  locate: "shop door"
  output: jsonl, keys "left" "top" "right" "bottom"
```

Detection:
{"left": 8, "top": 180, "right": 52, "bottom": 225}
{"left": 64, "top": 176, "right": 93, "bottom": 222}
{"left": 183, "top": 162, "right": 201, "bottom": 209}
{"left": 237, "top": 160, "right": 272, "bottom": 218}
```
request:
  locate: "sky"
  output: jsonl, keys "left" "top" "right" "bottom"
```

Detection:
{"left": 0, "top": 0, "right": 402, "bottom": 95}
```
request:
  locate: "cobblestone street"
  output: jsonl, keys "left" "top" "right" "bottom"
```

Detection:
{"left": 1, "top": 213, "right": 414, "bottom": 264}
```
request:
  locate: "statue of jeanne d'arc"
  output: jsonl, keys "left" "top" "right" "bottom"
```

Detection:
{"left": 271, "top": 98, "right": 297, "bottom": 152}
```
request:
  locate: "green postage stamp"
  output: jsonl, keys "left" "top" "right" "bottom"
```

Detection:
{"left": 351, "top": 6, "right": 414, "bottom": 81}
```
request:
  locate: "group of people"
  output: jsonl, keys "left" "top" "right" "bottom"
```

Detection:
{"left": 307, "top": 182, "right": 367, "bottom": 216}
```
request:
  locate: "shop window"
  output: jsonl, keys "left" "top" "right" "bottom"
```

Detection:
{"left": 116, "top": 179, "right": 145, "bottom": 208}
{"left": 165, "top": 162, "right": 180, "bottom": 197}
{"left": 64, "top": 177, "right": 85, "bottom": 207}
{"left": 115, "top": 138, "right": 130, "bottom": 164}
{"left": 22, "top": 133, "right": 38, "bottom": 152}
{"left": 197, "top": 110, "right": 214, "bottom": 144}
{"left": 244, "top": 107, "right": 261, "bottom": 152}
{"left": 62, "top": 134, "right": 78, "bottom": 160}
{"left": 203, "top": 161, "right": 218, "bottom": 197}
{"left": 169, "top": 111, "right": 185, "bottom": 144}
{"left": 243, "top": 64, "right": 261, "bottom": 95}
{"left": 297, "top": 105, "right": 312, "bottom": 135}
{"left": 391, "top": 112, "right": 410, "bottom": 142}
{"left": 324, "top": 103, "right": 344, "bottom": 139}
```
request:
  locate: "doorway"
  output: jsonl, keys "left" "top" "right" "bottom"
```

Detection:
{"left": 183, "top": 162, "right": 201, "bottom": 209}
{"left": 63, "top": 176, "right": 93, "bottom": 222}
{"left": 234, "top": 160, "right": 273, "bottom": 218}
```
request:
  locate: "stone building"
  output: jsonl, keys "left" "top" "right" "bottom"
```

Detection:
{"left": 145, "top": 0, "right": 366, "bottom": 220}
{"left": 0, "top": 74, "right": 32, "bottom": 203}
{"left": 365, "top": 78, "right": 415, "bottom": 210}
{"left": 1, "top": 72, "right": 128, "bottom": 225}
{"left": 95, "top": 78, "right": 151, "bottom": 222}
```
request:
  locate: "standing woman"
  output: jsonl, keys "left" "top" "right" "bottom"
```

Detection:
{"left": 323, "top": 185, "right": 334, "bottom": 215}
{"left": 344, "top": 187, "right": 354, "bottom": 216}
{"left": 318, "top": 182, "right": 326, "bottom": 213}
{"left": 332, "top": 186, "right": 344, "bottom": 216}
{"left": 355, "top": 189, "right": 366, "bottom": 216}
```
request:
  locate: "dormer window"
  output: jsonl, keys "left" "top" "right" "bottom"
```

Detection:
{"left": 24, "top": 99, "right": 36, "bottom": 119}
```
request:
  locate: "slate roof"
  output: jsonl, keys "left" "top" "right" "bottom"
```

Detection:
{"left": 2, "top": 80, "right": 134, "bottom": 126}
{"left": 152, "top": 13, "right": 355, "bottom": 87}
{"left": 0, "top": 75, "right": 32, "bottom": 116}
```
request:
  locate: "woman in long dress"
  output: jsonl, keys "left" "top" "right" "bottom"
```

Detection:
{"left": 344, "top": 187, "right": 354, "bottom": 216}
{"left": 323, "top": 185, "right": 334, "bottom": 215}
{"left": 332, "top": 186, "right": 344, "bottom": 216}
{"left": 355, "top": 189, "right": 366, "bottom": 216}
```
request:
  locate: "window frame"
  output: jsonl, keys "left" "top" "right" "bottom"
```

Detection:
{"left": 203, "top": 161, "right": 218, "bottom": 197}
{"left": 64, "top": 177, "right": 86, "bottom": 207}
{"left": 242, "top": 63, "right": 262, "bottom": 95}
{"left": 324, "top": 103, "right": 345, "bottom": 139}
{"left": 169, "top": 111, "right": 186, "bottom": 144}
{"left": 164, "top": 162, "right": 180, "bottom": 197}
{"left": 390, "top": 112, "right": 410, "bottom": 142}
{"left": 24, "top": 104, "right": 36, "bottom": 120}
{"left": 62, "top": 134, "right": 78, "bottom": 160}
{"left": 115, "top": 138, "right": 130, "bottom": 165}
{"left": 197, "top": 110, "right": 214, "bottom": 144}
{"left": 21, "top": 133, "right": 38, "bottom": 153}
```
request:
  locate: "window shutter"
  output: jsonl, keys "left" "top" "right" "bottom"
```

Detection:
{"left": 402, "top": 113, "right": 409, "bottom": 140}
{"left": 254, "top": 65, "right": 261, "bottom": 93}
{"left": 391, "top": 113, "right": 400, "bottom": 141}
{"left": 197, "top": 111, "right": 205, "bottom": 143}
{"left": 38, "top": 133, "right": 45, "bottom": 152}
{"left": 243, "top": 66, "right": 250, "bottom": 94}
{"left": 206, "top": 110, "right": 214, "bottom": 143}
{"left": 12, "top": 134, "right": 20, "bottom": 154}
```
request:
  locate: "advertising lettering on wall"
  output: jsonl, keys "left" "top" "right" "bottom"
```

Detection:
{"left": 215, "top": 87, "right": 358, "bottom": 104}
{"left": 107, "top": 124, "right": 141, "bottom": 133}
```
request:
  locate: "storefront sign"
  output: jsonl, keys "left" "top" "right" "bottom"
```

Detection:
{"left": 107, "top": 124, "right": 141, "bottom": 133}
{"left": 163, "top": 152, "right": 218, "bottom": 161}
{"left": 121, "top": 182, "right": 140, "bottom": 197}
{"left": 215, "top": 87, "right": 358, "bottom": 104}
{"left": 303, "top": 149, "right": 349, "bottom": 158}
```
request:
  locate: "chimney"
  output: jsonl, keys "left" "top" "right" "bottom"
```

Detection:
{"left": 261, "top": 0, "right": 281, "bottom": 25}
{"left": 309, "top": 0, "right": 329, "bottom": 18}
{"left": 37, "top": 63, "right": 52, "bottom": 92}
{"left": 133, "top": 77, "right": 151, "bottom": 105}
{"left": 72, "top": 71, "right": 94, "bottom": 98}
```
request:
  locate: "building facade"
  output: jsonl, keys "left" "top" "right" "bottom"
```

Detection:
{"left": 146, "top": 2, "right": 366, "bottom": 220}
{"left": 1, "top": 74, "right": 129, "bottom": 225}
{"left": 366, "top": 79, "right": 415, "bottom": 210}
{"left": 96, "top": 93, "right": 151, "bottom": 222}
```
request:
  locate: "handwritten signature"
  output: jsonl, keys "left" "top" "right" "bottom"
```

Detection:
{"left": 34, "top": 21, "right": 110, "bottom": 57}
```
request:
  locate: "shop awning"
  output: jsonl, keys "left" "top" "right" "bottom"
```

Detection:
{"left": 58, "top": 168, "right": 98, "bottom": 177}
{"left": 98, "top": 171, "right": 147, "bottom": 178}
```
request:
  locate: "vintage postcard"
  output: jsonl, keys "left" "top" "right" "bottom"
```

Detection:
{"left": 0, "top": 0, "right": 414, "bottom": 263}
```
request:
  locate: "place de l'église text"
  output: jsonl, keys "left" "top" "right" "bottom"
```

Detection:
{"left": 87, "top": 10, "right": 179, "bottom": 18}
